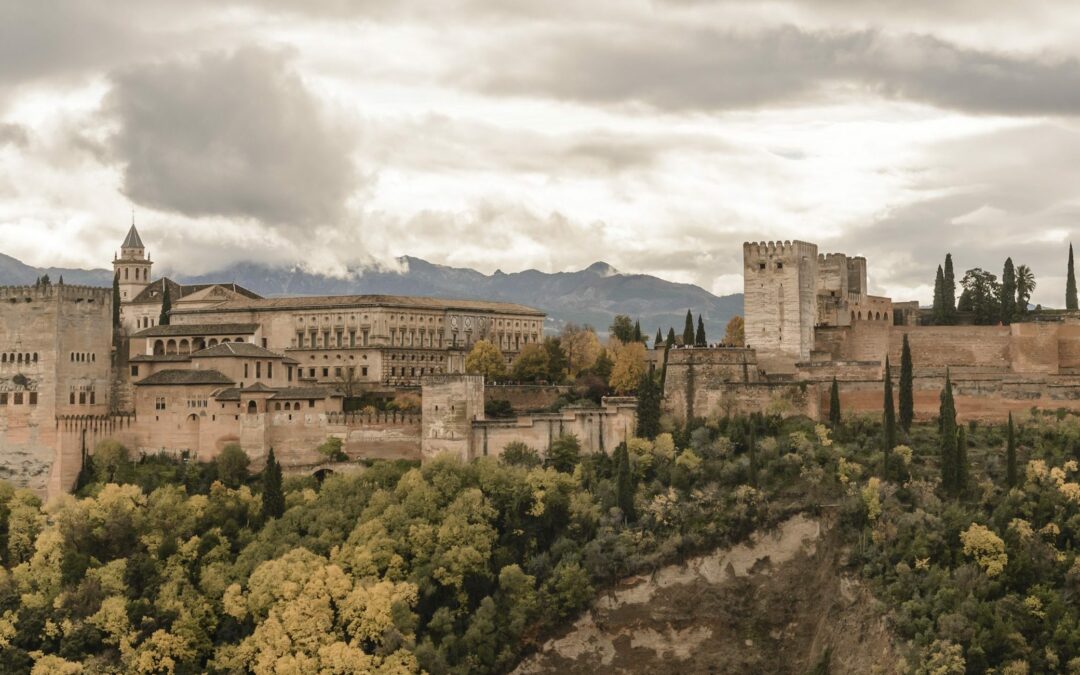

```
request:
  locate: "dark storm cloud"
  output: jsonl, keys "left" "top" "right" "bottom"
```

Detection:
{"left": 103, "top": 46, "right": 356, "bottom": 226}
{"left": 462, "top": 25, "right": 1080, "bottom": 115}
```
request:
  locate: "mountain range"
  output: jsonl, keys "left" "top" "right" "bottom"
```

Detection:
{"left": 0, "top": 252, "right": 743, "bottom": 339}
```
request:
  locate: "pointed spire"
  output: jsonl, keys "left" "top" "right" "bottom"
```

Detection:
{"left": 122, "top": 218, "right": 144, "bottom": 250}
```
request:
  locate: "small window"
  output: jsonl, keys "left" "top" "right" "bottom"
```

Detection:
{"left": 29, "top": 392, "right": 37, "bottom": 405}
{"left": 758, "top": 262, "right": 766, "bottom": 270}
{"left": 309, "top": 400, "right": 315, "bottom": 408}
{"left": 0, "top": 393, "right": 7, "bottom": 404}
{"left": 776, "top": 262, "right": 783, "bottom": 270}
{"left": 14, "top": 393, "right": 23, "bottom": 405}
{"left": 131, "top": 365, "right": 139, "bottom": 377}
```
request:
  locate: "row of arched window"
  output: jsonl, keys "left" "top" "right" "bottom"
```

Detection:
{"left": 852, "top": 310, "right": 889, "bottom": 322}
{"left": 1, "top": 352, "right": 37, "bottom": 364}
{"left": 152, "top": 337, "right": 246, "bottom": 356}
{"left": 70, "top": 352, "right": 95, "bottom": 363}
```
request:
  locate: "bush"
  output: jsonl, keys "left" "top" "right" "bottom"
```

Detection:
{"left": 215, "top": 443, "right": 250, "bottom": 488}
{"left": 316, "top": 437, "right": 348, "bottom": 462}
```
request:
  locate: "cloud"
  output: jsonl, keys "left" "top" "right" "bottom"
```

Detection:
{"left": 102, "top": 46, "right": 357, "bottom": 227}
{"left": 0, "top": 123, "right": 28, "bottom": 148}
{"left": 461, "top": 24, "right": 1080, "bottom": 115}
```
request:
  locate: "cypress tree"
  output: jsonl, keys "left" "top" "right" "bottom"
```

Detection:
{"left": 682, "top": 310, "right": 695, "bottom": 346}
{"left": 615, "top": 442, "right": 635, "bottom": 521}
{"left": 635, "top": 373, "right": 661, "bottom": 439}
{"left": 899, "top": 334, "right": 914, "bottom": 433}
{"left": 1001, "top": 257, "right": 1017, "bottom": 324}
{"left": 883, "top": 356, "right": 896, "bottom": 454}
{"left": 944, "top": 253, "right": 956, "bottom": 317}
{"left": 112, "top": 272, "right": 121, "bottom": 329}
{"left": 1006, "top": 412, "right": 1018, "bottom": 488}
{"left": 261, "top": 448, "right": 285, "bottom": 520}
{"left": 932, "top": 265, "right": 946, "bottom": 324}
{"left": 829, "top": 377, "right": 841, "bottom": 428}
{"left": 956, "top": 425, "right": 968, "bottom": 494}
{"left": 633, "top": 320, "right": 643, "bottom": 343}
{"left": 159, "top": 284, "right": 172, "bottom": 326}
{"left": 1069, "top": 243, "right": 1078, "bottom": 310}
{"left": 666, "top": 327, "right": 676, "bottom": 348}
{"left": 939, "top": 371, "right": 958, "bottom": 496}
{"left": 655, "top": 327, "right": 663, "bottom": 347}
{"left": 695, "top": 315, "right": 707, "bottom": 347}
{"left": 748, "top": 422, "right": 759, "bottom": 487}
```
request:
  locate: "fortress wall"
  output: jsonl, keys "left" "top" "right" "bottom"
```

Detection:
{"left": 472, "top": 400, "right": 636, "bottom": 459}
{"left": 664, "top": 348, "right": 759, "bottom": 420}
{"left": 796, "top": 361, "right": 882, "bottom": 382}
{"left": 1009, "top": 322, "right": 1060, "bottom": 374}
{"left": 1059, "top": 324, "right": 1080, "bottom": 371}
{"left": 484, "top": 384, "right": 574, "bottom": 412}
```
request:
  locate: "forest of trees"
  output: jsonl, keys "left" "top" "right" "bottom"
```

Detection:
{"left": 931, "top": 252, "right": 1038, "bottom": 325}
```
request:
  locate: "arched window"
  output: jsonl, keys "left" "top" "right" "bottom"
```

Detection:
{"left": 179, "top": 339, "right": 190, "bottom": 354}
{"left": 858, "top": 311, "right": 862, "bottom": 320}
{"left": 153, "top": 340, "right": 165, "bottom": 356}
{"left": 32, "top": 353, "right": 37, "bottom": 363}
{"left": 247, "top": 401, "right": 258, "bottom": 415}
{"left": 274, "top": 402, "right": 281, "bottom": 410}
{"left": 208, "top": 338, "right": 218, "bottom": 347}
{"left": 16, "top": 354, "right": 22, "bottom": 364}
{"left": 1, "top": 354, "right": 6, "bottom": 363}
{"left": 884, "top": 313, "right": 889, "bottom": 322}
{"left": 166, "top": 339, "right": 177, "bottom": 355}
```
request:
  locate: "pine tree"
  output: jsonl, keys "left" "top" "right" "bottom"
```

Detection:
{"left": 829, "top": 377, "right": 841, "bottom": 428}
{"left": 1001, "top": 257, "right": 1017, "bottom": 324}
{"left": 112, "top": 272, "right": 121, "bottom": 329}
{"left": 682, "top": 310, "right": 695, "bottom": 346}
{"left": 939, "top": 371, "right": 958, "bottom": 496}
{"left": 666, "top": 327, "right": 676, "bottom": 348}
{"left": 635, "top": 373, "right": 661, "bottom": 439}
{"left": 883, "top": 356, "right": 896, "bottom": 455}
{"left": 695, "top": 315, "right": 706, "bottom": 347}
{"left": 944, "top": 253, "right": 957, "bottom": 317}
{"left": 1006, "top": 412, "right": 1018, "bottom": 489}
{"left": 614, "top": 442, "right": 635, "bottom": 521}
{"left": 261, "top": 448, "right": 285, "bottom": 520}
{"left": 899, "top": 334, "right": 913, "bottom": 433}
{"left": 1069, "top": 243, "right": 1078, "bottom": 310}
{"left": 932, "top": 265, "right": 946, "bottom": 324}
{"left": 159, "top": 284, "right": 172, "bottom": 326}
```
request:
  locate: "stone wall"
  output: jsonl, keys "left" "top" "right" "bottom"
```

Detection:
{"left": 484, "top": 384, "right": 573, "bottom": 412}
{"left": 664, "top": 347, "right": 759, "bottom": 420}
{"left": 472, "top": 398, "right": 636, "bottom": 459}
{"left": 743, "top": 240, "right": 819, "bottom": 368}
{"left": 421, "top": 374, "right": 484, "bottom": 460}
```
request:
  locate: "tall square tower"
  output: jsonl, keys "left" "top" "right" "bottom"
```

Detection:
{"left": 743, "top": 240, "right": 819, "bottom": 368}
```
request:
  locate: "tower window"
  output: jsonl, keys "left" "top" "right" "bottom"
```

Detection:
{"left": 776, "top": 262, "right": 783, "bottom": 270}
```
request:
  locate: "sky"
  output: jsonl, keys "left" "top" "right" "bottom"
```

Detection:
{"left": 1, "top": 1, "right": 1079, "bottom": 307}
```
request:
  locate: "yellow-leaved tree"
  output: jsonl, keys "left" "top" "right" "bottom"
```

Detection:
{"left": 608, "top": 340, "right": 647, "bottom": 394}
{"left": 465, "top": 340, "right": 508, "bottom": 380}
{"left": 960, "top": 523, "right": 1007, "bottom": 577}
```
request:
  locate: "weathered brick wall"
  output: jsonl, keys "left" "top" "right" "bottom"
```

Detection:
{"left": 1058, "top": 323, "right": 1080, "bottom": 372}
{"left": 664, "top": 347, "right": 759, "bottom": 420}
{"left": 743, "top": 240, "right": 818, "bottom": 368}
{"left": 421, "top": 374, "right": 484, "bottom": 460}
{"left": 665, "top": 382, "right": 819, "bottom": 421}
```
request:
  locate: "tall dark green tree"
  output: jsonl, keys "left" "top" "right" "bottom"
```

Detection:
{"left": 159, "top": 284, "right": 172, "bottom": 326}
{"left": 543, "top": 337, "right": 568, "bottom": 383}
{"left": 614, "top": 442, "right": 635, "bottom": 521}
{"left": 666, "top": 327, "right": 676, "bottom": 348}
{"left": 635, "top": 373, "right": 661, "bottom": 440}
{"left": 632, "top": 320, "right": 643, "bottom": 343}
{"left": 944, "top": 253, "right": 957, "bottom": 318}
{"left": 961, "top": 268, "right": 1002, "bottom": 325}
{"left": 112, "top": 272, "right": 121, "bottom": 329}
{"left": 1069, "top": 243, "right": 1079, "bottom": 310}
{"left": 932, "top": 265, "right": 946, "bottom": 324}
{"left": 695, "top": 315, "right": 706, "bottom": 347}
{"left": 1006, "top": 412, "right": 1018, "bottom": 489}
{"left": 883, "top": 357, "right": 896, "bottom": 456}
{"left": 1001, "top": 257, "right": 1017, "bottom": 324}
{"left": 939, "top": 371, "right": 958, "bottom": 496}
{"left": 609, "top": 315, "right": 635, "bottom": 343}
{"left": 829, "top": 377, "right": 841, "bottom": 428}
{"left": 899, "top": 334, "right": 913, "bottom": 433}
{"left": 748, "top": 422, "right": 759, "bottom": 487}
{"left": 956, "top": 425, "right": 968, "bottom": 494}
{"left": 261, "top": 448, "right": 285, "bottom": 520}
{"left": 654, "top": 328, "right": 663, "bottom": 347}
{"left": 682, "top": 310, "right": 695, "bottom": 346}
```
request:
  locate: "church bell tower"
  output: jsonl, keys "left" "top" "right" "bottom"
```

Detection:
{"left": 113, "top": 221, "right": 152, "bottom": 303}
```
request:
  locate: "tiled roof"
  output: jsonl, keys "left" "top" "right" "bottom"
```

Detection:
{"left": 129, "top": 278, "right": 261, "bottom": 305}
{"left": 240, "top": 382, "right": 274, "bottom": 392}
{"left": 172, "top": 293, "right": 545, "bottom": 316}
{"left": 190, "top": 342, "right": 285, "bottom": 359}
{"left": 135, "top": 369, "right": 234, "bottom": 386}
{"left": 131, "top": 323, "right": 260, "bottom": 338}
{"left": 271, "top": 387, "right": 344, "bottom": 399}
{"left": 130, "top": 354, "right": 191, "bottom": 363}
{"left": 122, "top": 225, "right": 144, "bottom": 249}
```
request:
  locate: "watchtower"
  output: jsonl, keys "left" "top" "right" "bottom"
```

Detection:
{"left": 743, "top": 240, "right": 819, "bottom": 369}
{"left": 113, "top": 223, "right": 152, "bottom": 304}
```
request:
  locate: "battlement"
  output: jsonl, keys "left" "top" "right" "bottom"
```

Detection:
{"left": 743, "top": 240, "right": 818, "bottom": 259}
{"left": 0, "top": 284, "right": 111, "bottom": 304}
{"left": 817, "top": 252, "right": 848, "bottom": 264}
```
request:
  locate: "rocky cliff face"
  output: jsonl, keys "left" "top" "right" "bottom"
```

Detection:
{"left": 514, "top": 514, "right": 896, "bottom": 674}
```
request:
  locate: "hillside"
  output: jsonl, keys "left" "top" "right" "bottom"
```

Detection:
{"left": 0, "top": 253, "right": 742, "bottom": 337}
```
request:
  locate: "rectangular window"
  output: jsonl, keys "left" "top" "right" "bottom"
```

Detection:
{"left": 309, "top": 368, "right": 315, "bottom": 378}
{"left": 79, "top": 392, "right": 86, "bottom": 405}
{"left": 267, "top": 362, "right": 273, "bottom": 379}
{"left": 322, "top": 367, "right": 329, "bottom": 377}
{"left": 336, "top": 330, "right": 343, "bottom": 347}
{"left": 131, "top": 365, "right": 139, "bottom": 376}
{"left": 244, "top": 363, "right": 249, "bottom": 378}
{"left": 361, "top": 367, "right": 368, "bottom": 376}
{"left": 155, "top": 397, "right": 166, "bottom": 410}
{"left": 0, "top": 393, "right": 6, "bottom": 404}
{"left": 309, "top": 400, "right": 315, "bottom": 408}
{"left": 350, "top": 331, "right": 356, "bottom": 347}
{"left": 89, "top": 391, "right": 95, "bottom": 405}
{"left": 287, "top": 366, "right": 293, "bottom": 382}
{"left": 14, "top": 393, "right": 23, "bottom": 405}
{"left": 297, "top": 331, "right": 304, "bottom": 348}
{"left": 262, "top": 338, "right": 268, "bottom": 348}
{"left": 256, "top": 362, "right": 261, "bottom": 378}
{"left": 335, "top": 367, "right": 341, "bottom": 377}
{"left": 70, "top": 392, "right": 75, "bottom": 404}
